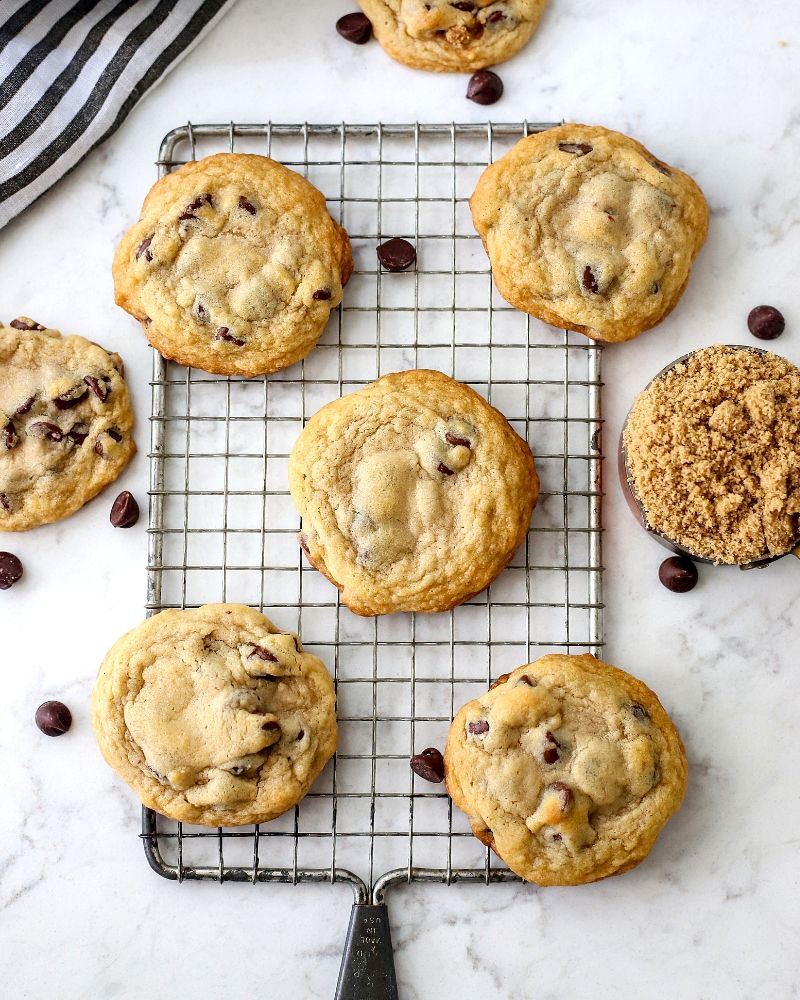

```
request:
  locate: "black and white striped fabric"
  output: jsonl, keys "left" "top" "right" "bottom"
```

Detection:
{"left": 0, "top": 0, "right": 237, "bottom": 229}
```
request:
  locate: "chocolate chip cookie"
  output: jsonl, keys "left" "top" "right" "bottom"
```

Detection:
{"left": 92, "top": 604, "right": 337, "bottom": 827}
{"left": 445, "top": 654, "right": 687, "bottom": 885}
{"left": 0, "top": 318, "right": 135, "bottom": 531}
{"left": 359, "top": 0, "right": 547, "bottom": 72}
{"left": 113, "top": 153, "right": 353, "bottom": 377}
{"left": 288, "top": 369, "right": 539, "bottom": 616}
{"left": 470, "top": 124, "right": 709, "bottom": 343}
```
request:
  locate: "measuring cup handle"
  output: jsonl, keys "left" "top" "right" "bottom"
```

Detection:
{"left": 335, "top": 903, "right": 399, "bottom": 1000}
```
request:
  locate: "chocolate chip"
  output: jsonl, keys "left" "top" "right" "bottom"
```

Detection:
{"left": 249, "top": 644, "right": 278, "bottom": 662}
{"left": 631, "top": 703, "right": 650, "bottom": 722}
{"left": 35, "top": 700, "right": 72, "bottom": 736}
{"left": 0, "top": 552, "right": 23, "bottom": 589}
{"left": 95, "top": 428, "right": 122, "bottom": 456}
{"left": 261, "top": 720, "right": 280, "bottom": 731}
{"left": 84, "top": 375, "right": 109, "bottom": 402}
{"left": 516, "top": 675, "right": 535, "bottom": 687}
{"left": 195, "top": 300, "right": 209, "bottom": 322}
{"left": 0, "top": 493, "right": 10, "bottom": 512}
{"left": 3, "top": 421, "right": 18, "bottom": 450}
{"left": 238, "top": 196, "right": 257, "bottom": 214}
{"left": 296, "top": 730, "right": 305, "bottom": 741}
{"left": 10, "top": 317, "right": 45, "bottom": 331}
{"left": 66, "top": 425, "right": 89, "bottom": 446}
{"left": 110, "top": 490, "right": 140, "bottom": 528}
{"left": 468, "top": 720, "right": 489, "bottom": 735}
{"left": 445, "top": 432, "right": 470, "bottom": 448}
{"left": 582, "top": 265, "right": 599, "bottom": 294}
{"left": 650, "top": 281, "right": 660, "bottom": 295}
{"left": 551, "top": 832, "right": 563, "bottom": 841}
{"left": 377, "top": 237, "right": 416, "bottom": 272}
{"left": 558, "top": 142, "right": 593, "bottom": 156}
{"left": 545, "top": 730, "right": 561, "bottom": 747}
{"left": 747, "top": 305, "right": 785, "bottom": 341}
{"left": 135, "top": 236, "right": 153, "bottom": 261}
{"left": 178, "top": 211, "right": 197, "bottom": 222}
{"left": 186, "top": 194, "right": 212, "bottom": 211}
{"left": 549, "top": 781, "right": 574, "bottom": 811}
{"left": 53, "top": 385, "right": 89, "bottom": 410}
{"left": 466, "top": 69, "right": 503, "bottom": 106}
{"left": 30, "top": 421, "right": 63, "bottom": 442}
{"left": 107, "top": 428, "right": 122, "bottom": 442}
{"left": 410, "top": 747, "right": 445, "bottom": 783}
{"left": 658, "top": 555, "right": 698, "bottom": 593}
{"left": 543, "top": 747, "right": 560, "bottom": 765}
{"left": 336, "top": 12, "right": 372, "bottom": 44}
{"left": 15, "top": 395, "right": 35, "bottom": 415}
{"left": 452, "top": 1, "right": 475, "bottom": 9}
{"left": 312, "top": 289, "right": 332, "bottom": 301}
{"left": 215, "top": 327, "right": 245, "bottom": 347}
{"left": 487, "top": 10, "right": 506, "bottom": 22}
{"left": 437, "top": 462, "right": 454, "bottom": 476}
{"left": 652, "top": 159, "right": 672, "bottom": 176}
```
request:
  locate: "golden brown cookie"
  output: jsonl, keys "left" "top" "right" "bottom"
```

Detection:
{"left": 359, "top": 0, "right": 547, "bottom": 71}
{"left": 91, "top": 604, "right": 337, "bottom": 827}
{"left": 0, "top": 317, "right": 135, "bottom": 531}
{"left": 622, "top": 345, "right": 800, "bottom": 565}
{"left": 470, "top": 124, "right": 709, "bottom": 343}
{"left": 445, "top": 654, "right": 687, "bottom": 885}
{"left": 113, "top": 153, "right": 352, "bottom": 377}
{"left": 288, "top": 369, "right": 538, "bottom": 616}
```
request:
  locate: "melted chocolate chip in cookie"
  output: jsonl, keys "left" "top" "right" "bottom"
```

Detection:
{"left": 135, "top": 236, "right": 154, "bottom": 262}
{"left": 215, "top": 327, "right": 245, "bottom": 347}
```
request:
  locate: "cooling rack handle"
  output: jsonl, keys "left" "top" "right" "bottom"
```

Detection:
{"left": 335, "top": 903, "right": 399, "bottom": 1000}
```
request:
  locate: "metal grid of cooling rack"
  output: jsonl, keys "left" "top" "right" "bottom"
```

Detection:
{"left": 141, "top": 121, "right": 604, "bottom": 902}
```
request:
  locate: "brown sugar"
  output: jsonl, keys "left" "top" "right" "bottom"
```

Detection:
{"left": 622, "top": 345, "right": 800, "bottom": 565}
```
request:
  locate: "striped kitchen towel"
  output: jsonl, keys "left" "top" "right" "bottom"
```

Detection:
{"left": 0, "top": 0, "right": 237, "bottom": 230}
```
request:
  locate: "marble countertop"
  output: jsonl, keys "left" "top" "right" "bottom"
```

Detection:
{"left": 2, "top": 1, "right": 799, "bottom": 997}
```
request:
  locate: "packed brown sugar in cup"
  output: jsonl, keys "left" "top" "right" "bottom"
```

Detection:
{"left": 623, "top": 345, "right": 800, "bottom": 564}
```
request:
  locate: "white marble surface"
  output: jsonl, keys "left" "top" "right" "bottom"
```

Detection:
{"left": 2, "top": 1, "right": 800, "bottom": 997}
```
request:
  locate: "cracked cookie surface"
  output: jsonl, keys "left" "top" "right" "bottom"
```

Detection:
{"left": 288, "top": 369, "right": 539, "bottom": 616}
{"left": 113, "top": 153, "right": 352, "bottom": 377}
{"left": 0, "top": 318, "right": 135, "bottom": 531}
{"left": 470, "top": 124, "right": 709, "bottom": 343}
{"left": 445, "top": 654, "right": 687, "bottom": 885}
{"left": 359, "top": 0, "right": 547, "bottom": 71}
{"left": 91, "top": 604, "right": 337, "bottom": 827}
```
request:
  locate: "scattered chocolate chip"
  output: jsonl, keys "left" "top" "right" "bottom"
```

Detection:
{"left": 107, "top": 428, "right": 122, "bottom": 442}
{"left": 238, "top": 196, "right": 257, "bottom": 215}
{"left": 516, "top": 675, "right": 535, "bottom": 687}
{"left": 228, "top": 766, "right": 246, "bottom": 776}
{"left": 215, "top": 327, "right": 245, "bottom": 347}
{"left": 10, "top": 317, "right": 45, "bottom": 331}
{"left": 659, "top": 555, "right": 698, "bottom": 593}
{"left": 83, "top": 375, "right": 110, "bottom": 401}
{"left": 195, "top": 300, "right": 209, "bottom": 322}
{"left": 0, "top": 552, "right": 23, "bottom": 589}
{"left": 487, "top": 10, "right": 506, "bottom": 22}
{"left": 551, "top": 832, "right": 563, "bottom": 841}
{"left": 312, "top": 288, "right": 332, "bottom": 301}
{"left": 545, "top": 730, "right": 561, "bottom": 747}
{"left": 35, "top": 700, "right": 72, "bottom": 736}
{"left": 543, "top": 747, "right": 560, "bottom": 765}
{"left": 558, "top": 142, "right": 593, "bottom": 156}
{"left": 548, "top": 781, "right": 574, "bottom": 811}
{"left": 296, "top": 730, "right": 305, "bottom": 741}
{"left": 466, "top": 69, "right": 503, "bottom": 106}
{"left": 410, "top": 747, "right": 445, "bottom": 783}
{"left": 452, "top": 1, "right": 475, "bottom": 9}
{"left": 336, "top": 12, "right": 373, "bottom": 44}
{"left": 631, "top": 703, "right": 650, "bottom": 722}
{"left": 468, "top": 720, "right": 489, "bottom": 735}
{"left": 66, "top": 425, "right": 89, "bottom": 446}
{"left": 747, "top": 305, "right": 785, "bottom": 341}
{"left": 445, "top": 432, "right": 470, "bottom": 448}
{"left": 53, "top": 385, "right": 89, "bottom": 410}
{"left": 0, "top": 493, "right": 10, "bottom": 512}
{"left": 3, "top": 421, "right": 18, "bottom": 450}
{"left": 15, "top": 395, "right": 36, "bottom": 415}
{"left": 95, "top": 428, "right": 122, "bottom": 456}
{"left": 110, "top": 490, "right": 140, "bottom": 528}
{"left": 178, "top": 211, "right": 197, "bottom": 222}
{"left": 437, "top": 462, "right": 454, "bottom": 476}
{"left": 135, "top": 236, "right": 153, "bottom": 262}
{"left": 377, "top": 237, "right": 416, "bottom": 272}
{"left": 30, "top": 421, "right": 63, "bottom": 442}
{"left": 652, "top": 159, "right": 672, "bottom": 176}
{"left": 261, "top": 720, "right": 280, "bottom": 731}
{"left": 249, "top": 644, "right": 278, "bottom": 662}
{"left": 186, "top": 194, "right": 213, "bottom": 211}
{"left": 582, "top": 265, "right": 599, "bottom": 294}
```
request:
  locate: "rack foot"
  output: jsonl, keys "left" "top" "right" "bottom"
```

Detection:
{"left": 335, "top": 903, "right": 399, "bottom": 1000}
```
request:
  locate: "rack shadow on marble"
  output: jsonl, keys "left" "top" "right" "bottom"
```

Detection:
{"left": 140, "top": 120, "right": 605, "bottom": 999}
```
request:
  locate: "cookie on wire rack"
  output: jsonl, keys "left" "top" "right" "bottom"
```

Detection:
{"left": 288, "top": 369, "right": 539, "bottom": 616}
{"left": 92, "top": 604, "right": 337, "bottom": 827}
{"left": 113, "top": 153, "right": 352, "bottom": 377}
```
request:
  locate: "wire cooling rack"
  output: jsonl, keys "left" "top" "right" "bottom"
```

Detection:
{"left": 141, "top": 121, "right": 604, "bottom": 993}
